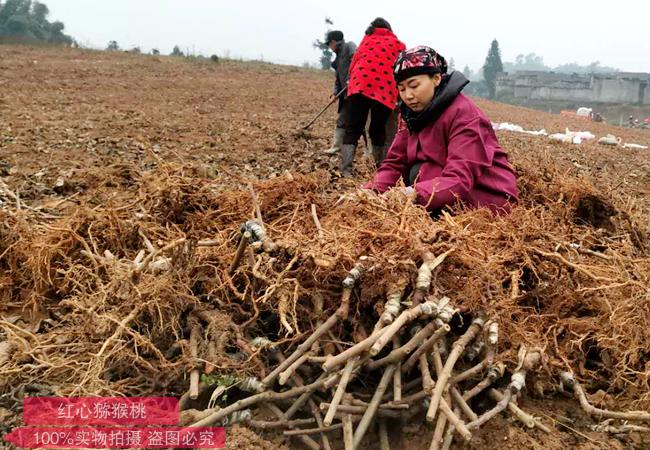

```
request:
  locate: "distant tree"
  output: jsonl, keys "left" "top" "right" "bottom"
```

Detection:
{"left": 500, "top": 52, "right": 619, "bottom": 75}
{"left": 482, "top": 39, "right": 503, "bottom": 99}
{"left": 462, "top": 65, "right": 473, "bottom": 80}
{"left": 106, "top": 40, "right": 119, "bottom": 51}
{"left": 464, "top": 79, "right": 489, "bottom": 98}
{"left": 313, "top": 16, "right": 334, "bottom": 70}
{"left": 47, "top": 20, "right": 68, "bottom": 43}
{"left": 129, "top": 46, "right": 141, "bottom": 54}
{"left": 526, "top": 53, "right": 544, "bottom": 67}
{"left": 503, "top": 52, "right": 548, "bottom": 73}
{"left": 151, "top": 48, "right": 160, "bottom": 55}
{"left": 553, "top": 60, "right": 618, "bottom": 74}
{"left": 0, "top": 0, "right": 73, "bottom": 44}
{"left": 448, "top": 57, "right": 455, "bottom": 72}
{"left": 32, "top": 1, "right": 48, "bottom": 23}
{"left": 0, "top": 0, "right": 29, "bottom": 32}
{"left": 515, "top": 53, "right": 524, "bottom": 66}
{"left": 171, "top": 45, "right": 184, "bottom": 57}
{"left": 4, "top": 13, "right": 29, "bottom": 35}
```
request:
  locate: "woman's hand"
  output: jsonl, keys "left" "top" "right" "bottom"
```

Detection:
{"left": 335, "top": 188, "right": 375, "bottom": 205}
{"left": 396, "top": 186, "right": 417, "bottom": 202}
{"left": 398, "top": 186, "right": 416, "bottom": 197}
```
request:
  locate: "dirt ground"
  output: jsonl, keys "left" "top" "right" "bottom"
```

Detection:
{"left": 1, "top": 46, "right": 649, "bottom": 203}
{"left": 1, "top": 46, "right": 650, "bottom": 450}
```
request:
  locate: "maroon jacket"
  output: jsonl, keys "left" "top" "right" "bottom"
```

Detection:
{"left": 364, "top": 91, "right": 518, "bottom": 214}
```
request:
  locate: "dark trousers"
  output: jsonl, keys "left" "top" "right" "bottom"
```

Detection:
{"left": 336, "top": 97, "right": 352, "bottom": 129}
{"left": 343, "top": 94, "right": 392, "bottom": 146}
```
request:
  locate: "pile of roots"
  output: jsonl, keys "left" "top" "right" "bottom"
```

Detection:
{"left": 1, "top": 151, "right": 650, "bottom": 447}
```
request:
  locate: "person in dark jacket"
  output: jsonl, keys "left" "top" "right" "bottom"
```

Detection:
{"left": 364, "top": 46, "right": 518, "bottom": 215}
{"left": 341, "top": 18, "right": 406, "bottom": 176}
{"left": 323, "top": 30, "right": 356, "bottom": 156}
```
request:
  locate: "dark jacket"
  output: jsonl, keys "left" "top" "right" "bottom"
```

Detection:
{"left": 331, "top": 40, "right": 357, "bottom": 97}
{"left": 364, "top": 72, "right": 518, "bottom": 215}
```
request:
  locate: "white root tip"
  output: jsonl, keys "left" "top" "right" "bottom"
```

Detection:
{"left": 240, "top": 377, "right": 265, "bottom": 393}
{"left": 342, "top": 261, "right": 365, "bottom": 288}
{"left": 488, "top": 322, "right": 499, "bottom": 345}
{"left": 222, "top": 409, "right": 252, "bottom": 426}
{"left": 510, "top": 372, "right": 526, "bottom": 393}
{"left": 243, "top": 220, "right": 266, "bottom": 242}
{"left": 250, "top": 337, "right": 276, "bottom": 350}
{"left": 559, "top": 371, "right": 576, "bottom": 390}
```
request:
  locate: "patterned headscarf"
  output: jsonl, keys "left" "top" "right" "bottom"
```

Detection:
{"left": 393, "top": 46, "right": 448, "bottom": 83}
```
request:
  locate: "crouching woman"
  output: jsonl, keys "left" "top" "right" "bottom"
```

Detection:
{"left": 364, "top": 46, "right": 518, "bottom": 215}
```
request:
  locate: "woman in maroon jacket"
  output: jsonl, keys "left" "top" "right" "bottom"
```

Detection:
{"left": 364, "top": 46, "right": 518, "bottom": 215}
{"left": 340, "top": 18, "right": 406, "bottom": 176}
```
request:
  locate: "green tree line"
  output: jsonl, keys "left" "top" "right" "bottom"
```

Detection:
{"left": 0, "top": 0, "right": 73, "bottom": 45}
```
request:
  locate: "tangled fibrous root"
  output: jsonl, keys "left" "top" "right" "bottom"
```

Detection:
{"left": 1, "top": 154, "right": 649, "bottom": 446}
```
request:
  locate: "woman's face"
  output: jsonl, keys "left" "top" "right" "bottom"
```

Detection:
{"left": 397, "top": 74, "right": 442, "bottom": 112}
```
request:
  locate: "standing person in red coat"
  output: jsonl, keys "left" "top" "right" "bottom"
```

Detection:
{"left": 364, "top": 46, "right": 518, "bottom": 215}
{"left": 340, "top": 18, "right": 406, "bottom": 177}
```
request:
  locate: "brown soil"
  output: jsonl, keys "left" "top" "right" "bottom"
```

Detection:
{"left": 224, "top": 425, "right": 289, "bottom": 450}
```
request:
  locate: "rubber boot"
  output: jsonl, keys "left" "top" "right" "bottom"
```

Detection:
{"left": 324, "top": 127, "right": 345, "bottom": 155}
{"left": 340, "top": 144, "right": 357, "bottom": 177}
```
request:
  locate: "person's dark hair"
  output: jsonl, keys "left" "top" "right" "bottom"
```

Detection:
{"left": 326, "top": 30, "right": 344, "bottom": 44}
{"left": 365, "top": 17, "right": 392, "bottom": 35}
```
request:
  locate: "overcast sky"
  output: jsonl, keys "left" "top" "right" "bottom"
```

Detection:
{"left": 45, "top": 0, "right": 650, "bottom": 73}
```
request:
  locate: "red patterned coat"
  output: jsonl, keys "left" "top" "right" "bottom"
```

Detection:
{"left": 347, "top": 28, "right": 406, "bottom": 109}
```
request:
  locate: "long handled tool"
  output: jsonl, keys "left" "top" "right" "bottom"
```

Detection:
{"left": 300, "top": 87, "right": 347, "bottom": 130}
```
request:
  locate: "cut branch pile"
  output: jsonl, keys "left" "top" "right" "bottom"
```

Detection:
{"left": 1, "top": 153, "right": 649, "bottom": 447}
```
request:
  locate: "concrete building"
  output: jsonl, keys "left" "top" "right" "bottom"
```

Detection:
{"left": 496, "top": 71, "right": 650, "bottom": 105}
